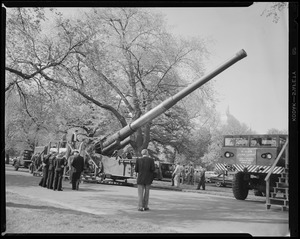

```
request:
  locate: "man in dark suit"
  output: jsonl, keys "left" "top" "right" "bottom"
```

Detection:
{"left": 53, "top": 152, "right": 67, "bottom": 191}
{"left": 67, "top": 151, "right": 76, "bottom": 183}
{"left": 196, "top": 167, "right": 206, "bottom": 190}
{"left": 71, "top": 150, "right": 85, "bottom": 190}
{"left": 135, "top": 149, "right": 155, "bottom": 211}
{"left": 47, "top": 152, "right": 58, "bottom": 189}
{"left": 39, "top": 153, "right": 51, "bottom": 188}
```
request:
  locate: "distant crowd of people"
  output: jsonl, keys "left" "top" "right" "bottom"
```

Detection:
{"left": 171, "top": 162, "right": 206, "bottom": 190}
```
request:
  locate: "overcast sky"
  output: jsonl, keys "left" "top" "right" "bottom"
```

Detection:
{"left": 155, "top": 3, "right": 288, "bottom": 134}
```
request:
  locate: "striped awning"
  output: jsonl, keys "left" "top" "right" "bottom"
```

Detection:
{"left": 215, "top": 163, "right": 284, "bottom": 174}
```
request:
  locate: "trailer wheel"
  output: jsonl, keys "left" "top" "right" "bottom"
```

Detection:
{"left": 232, "top": 172, "right": 249, "bottom": 200}
{"left": 215, "top": 181, "right": 222, "bottom": 187}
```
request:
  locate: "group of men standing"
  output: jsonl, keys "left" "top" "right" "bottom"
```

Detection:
{"left": 38, "top": 151, "right": 67, "bottom": 191}
{"left": 38, "top": 149, "right": 85, "bottom": 191}
{"left": 171, "top": 163, "right": 206, "bottom": 190}
{"left": 33, "top": 128, "right": 206, "bottom": 211}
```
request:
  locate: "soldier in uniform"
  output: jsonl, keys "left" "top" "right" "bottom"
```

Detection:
{"left": 53, "top": 152, "right": 67, "bottom": 191}
{"left": 47, "top": 152, "right": 58, "bottom": 190}
{"left": 39, "top": 153, "right": 51, "bottom": 188}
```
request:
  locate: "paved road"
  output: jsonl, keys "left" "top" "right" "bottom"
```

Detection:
{"left": 5, "top": 164, "right": 289, "bottom": 236}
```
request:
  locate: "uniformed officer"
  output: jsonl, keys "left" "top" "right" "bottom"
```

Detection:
{"left": 53, "top": 152, "right": 67, "bottom": 191}
{"left": 47, "top": 152, "right": 58, "bottom": 189}
{"left": 39, "top": 153, "right": 51, "bottom": 188}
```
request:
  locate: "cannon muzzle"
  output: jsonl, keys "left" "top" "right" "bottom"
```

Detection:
{"left": 102, "top": 49, "right": 247, "bottom": 155}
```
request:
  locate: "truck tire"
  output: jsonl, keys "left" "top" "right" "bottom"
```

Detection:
{"left": 215, "top": 181, "right": 222, "bottom": 187}
{"left": 232, "top": 172, "right": 249, "bottom": 200}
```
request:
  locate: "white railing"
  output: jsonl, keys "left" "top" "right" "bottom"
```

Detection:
{"left": 264, "top": 138, "right": 288, "bottom": 206}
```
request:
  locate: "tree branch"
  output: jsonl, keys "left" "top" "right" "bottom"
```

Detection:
{"left": 38, "top": 70, "right": 128, "bottom": 128}
{"left": 5, "top": 81, "right": 17, "bottom": 92}
{"left": 90, "top": 66, "right": 134, "bottom": 113}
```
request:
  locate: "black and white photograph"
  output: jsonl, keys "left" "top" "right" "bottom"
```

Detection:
{"left": 2, "top": 2, "right": 297, "bottom": 236}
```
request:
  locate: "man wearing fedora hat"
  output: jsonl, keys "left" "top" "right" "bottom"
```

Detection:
{"left": 47, "top": 152, "right": 58, "bottom": 190}
{"left": 71, "top": 150, "right": 85, "bottom": 190}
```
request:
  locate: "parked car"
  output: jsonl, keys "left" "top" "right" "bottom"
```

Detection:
{"left": 205, "top": 171, "right": 219, "bottom": 183}
{"left": 209, "top": 173, "right": 233, "bottom": 187}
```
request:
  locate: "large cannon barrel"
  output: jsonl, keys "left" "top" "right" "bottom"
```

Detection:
{"left": 102, "top": 49, "right": 247, "bottom": 155}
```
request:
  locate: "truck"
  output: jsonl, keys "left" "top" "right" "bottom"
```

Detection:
{"left": 216, "top": 134, "right": 288, "bottom": 201}
{"left": 12, "top": 149, "right": 34, "bottom": 171}
{"left": 154, "top": 161, "right": 174, "bottom": 181}
{"left": 72, "top": 49, "right": 248, "bottom": 184}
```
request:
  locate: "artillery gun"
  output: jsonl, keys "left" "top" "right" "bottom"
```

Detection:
{"left": 78, "top": 49, "right": 248, "bottom": 184}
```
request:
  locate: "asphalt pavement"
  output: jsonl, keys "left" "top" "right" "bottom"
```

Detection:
{"left": 4, "top": 164, "right": 290, "bottom": 236}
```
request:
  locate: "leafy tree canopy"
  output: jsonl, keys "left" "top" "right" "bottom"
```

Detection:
{"left": 5, "top": 7, "right": 216, "bottom": 159}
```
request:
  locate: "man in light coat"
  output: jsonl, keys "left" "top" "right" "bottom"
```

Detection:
{"left": 172, "top": 162, "right": 183, "bottom": 187}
